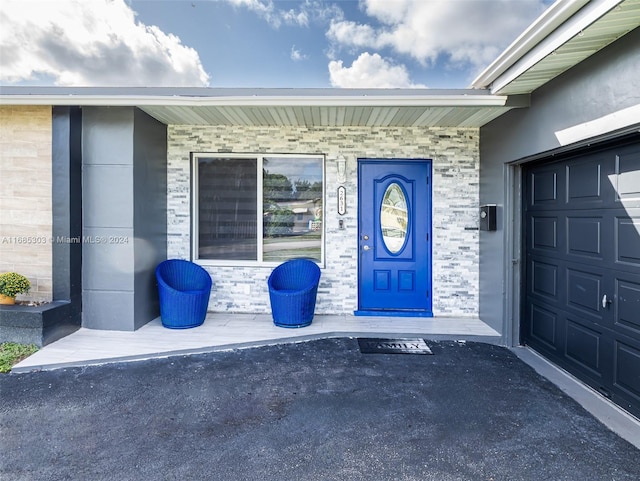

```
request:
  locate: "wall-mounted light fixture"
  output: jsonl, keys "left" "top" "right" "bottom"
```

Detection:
{"left": 336, "top": 155, "right": 346, "bottom": 184}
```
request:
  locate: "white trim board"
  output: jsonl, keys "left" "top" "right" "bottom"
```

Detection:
{"left": 555, "top": 104, "right": 640, "bottom": 145}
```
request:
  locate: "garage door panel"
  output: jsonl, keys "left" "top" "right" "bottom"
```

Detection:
{"left": 531, "top": 259, "right": 558, "bottom": 300}
{"left": 615, "top": 147, "right": 640, "bottom": 204}
{"left": 528, "top": 301, "right": 558, "bottom": 349}
{"left": 565, "top": 318, "right": 603, "bottom": 377}
{"left": 530, "top": 168, "right": 561, "bottom": 208}
{"left": 566, "top": 267, "right": 604, "bottom": 319}
{"left": 614, "top": 340, "right": 640, "bottom": 405}
{"left": 616, "top": 215, "right": 640, "bottom": 267}
{"left": 615, "top": 275, "right": 640, "bottom": 336}
{"left": 567, "top": 216, "right": 603, "bottom": 260}
{"left": 530, "top": 216, "right": 559, "bottom": 252}
{"left": 566, "top": 155, "right": 610, "bottom": 207}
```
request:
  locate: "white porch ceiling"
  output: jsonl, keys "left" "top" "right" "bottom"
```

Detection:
{"left": 138, "top": 104, "right": 516, "bottom": 128}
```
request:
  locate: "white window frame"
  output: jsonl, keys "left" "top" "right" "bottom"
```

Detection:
{"left": 192, "top": 152, "right": 325, "bottom": 267}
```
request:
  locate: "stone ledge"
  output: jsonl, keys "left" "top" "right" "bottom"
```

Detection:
{"left": 0, "top": 301, "right": 80, "bottom": 347}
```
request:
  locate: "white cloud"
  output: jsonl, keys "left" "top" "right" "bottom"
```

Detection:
{"left": 226, "top": 0, "right": 310, "bottom": 28}
{"left": 327, "top": 20, "right": 379, "bottom": 49}
{"left": 282, "top": 7, "right": 310, "bottom": 27}
{"left": 226, "top": 0, "right": 344, "bottom": 28}
{"left": 329, "top": 52, "right": 426, "bottom": 88}
{"left": 0, "top": 0, "right": 209, "bottom": 86}
{"left": 291, "top": 46, "right": 307, "bottom": 61}
{"left": 328, "top": 0, "right": 548, "bottom": 69}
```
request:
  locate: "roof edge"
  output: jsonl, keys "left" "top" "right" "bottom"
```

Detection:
{"left": 470, "top": 0, "right": 622, "bottom": 91}
{"left": 0, "top": 87, "right": 508, "bottom": 107}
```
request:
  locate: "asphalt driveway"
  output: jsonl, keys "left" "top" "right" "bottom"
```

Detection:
{"left": 1, "top": 338, "right": 639, "bottom": 481}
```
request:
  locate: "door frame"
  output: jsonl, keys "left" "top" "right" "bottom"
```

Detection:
{"left": 505, "top": 162, "right": 523, "bottom": 347}
{"left": 355, "top": 158, "right": 433, "bottom": 317}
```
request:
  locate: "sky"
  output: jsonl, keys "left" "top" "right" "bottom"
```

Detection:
{"left": 0, "top": 0, "right": 555, "bottom": 89}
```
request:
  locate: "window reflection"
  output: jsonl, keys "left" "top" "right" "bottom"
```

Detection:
{"left": 263, "top": 157, "right": 323, "bottom": 262}
{"left": 380, "top": 183, "right": 408, "bottom": 254}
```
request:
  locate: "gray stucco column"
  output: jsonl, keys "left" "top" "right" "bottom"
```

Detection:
{"left": 82, "top": 107, "right": 167, "bottom": 330}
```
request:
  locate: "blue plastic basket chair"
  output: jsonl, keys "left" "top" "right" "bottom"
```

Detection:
{"left": 268, "top": 258, "right": 321, "bottom": 328}
{"left": 156, "top": 259, "right": 212, "bottom": 329}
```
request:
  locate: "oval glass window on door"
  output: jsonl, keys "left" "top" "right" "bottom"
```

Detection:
{"left": 380, "top": 182, "right": 409, "bottom": 254}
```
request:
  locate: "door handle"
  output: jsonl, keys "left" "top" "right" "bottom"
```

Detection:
{"left": 363, "top": 245, "right": 370, "bottom": 251}
{"left": 602, "top": 294, "right": 612, "bottom": 309}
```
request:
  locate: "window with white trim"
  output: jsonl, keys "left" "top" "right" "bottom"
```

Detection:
{"left": 193, "top": 153, "right": 324, "bottom": 265}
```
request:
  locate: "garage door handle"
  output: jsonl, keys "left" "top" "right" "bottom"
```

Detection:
{"left": 602, "top": 294, "right": 612, "bottom": 309}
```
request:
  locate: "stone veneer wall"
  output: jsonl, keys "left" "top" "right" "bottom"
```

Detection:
{"left": 168, "top": 125, "right": 479, "bottom": 317}
{"left": 0, "top": 106, "right": 53, "bottom": 302}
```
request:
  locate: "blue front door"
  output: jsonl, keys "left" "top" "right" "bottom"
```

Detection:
{"left": 357, "top": 159, "right": 432, "bottom": 316}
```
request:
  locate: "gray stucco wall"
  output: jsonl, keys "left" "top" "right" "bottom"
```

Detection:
{"left": 133, "top": 109, "right": 168, "bottom": 329}
{"left": 82, "top": 107, "right": 167, "bottom": 330}
{"left": 479, "top": 27, "right": 640, "bottom": 342}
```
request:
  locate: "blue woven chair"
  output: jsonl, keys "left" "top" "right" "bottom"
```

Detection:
{"left": 156, "top": 259, "right": 212, "bottom": 329}
{"left": 268, "top": 258, "right": 321, "bottom": 328}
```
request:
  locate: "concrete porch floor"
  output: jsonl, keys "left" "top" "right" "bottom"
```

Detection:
{"left": 13, "top": 313, "right": 500, "bottom": 372}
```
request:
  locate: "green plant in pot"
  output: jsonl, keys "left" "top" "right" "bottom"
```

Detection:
{"left": 0, "top": 272, "right": 31, "bottom": 305}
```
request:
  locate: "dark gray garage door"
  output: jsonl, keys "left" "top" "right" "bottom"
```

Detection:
{"left": 523, "top": 138, "right": 640, "bottom": 419}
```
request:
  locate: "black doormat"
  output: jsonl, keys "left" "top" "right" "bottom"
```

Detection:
{"left": 357, "top": 338, "right": 433, "bottom": 355}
